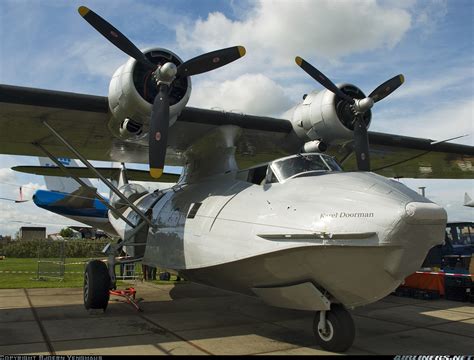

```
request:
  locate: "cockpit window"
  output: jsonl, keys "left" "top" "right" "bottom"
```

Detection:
{"left": 322, "top": 155, "right": 343, "bottom": 171}
{"left": 271, "top": 153, "right": 341, "bottom": 183}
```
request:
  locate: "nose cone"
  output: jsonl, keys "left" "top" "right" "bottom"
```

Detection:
{"left": 384, "top": 201, "right": 447, "bottom": 280}
{"left": 32, "top": 189, "right": 54, "bottom": 207}
{"left": 404, "top": 202, "right": 447, "bottom": 225}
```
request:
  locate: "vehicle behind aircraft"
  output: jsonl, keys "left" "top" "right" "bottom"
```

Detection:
{"left": 422, "top": 221, "right": 474, "bottom": 267}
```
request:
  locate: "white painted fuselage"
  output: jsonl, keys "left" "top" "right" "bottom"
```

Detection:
{"left": 112, "top": 168, "right": 446, "bottom": 310}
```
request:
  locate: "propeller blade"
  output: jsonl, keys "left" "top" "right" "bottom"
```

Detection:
{"left": 353, "top": 117, "right": 370, "bottom": 171}
{"left": 177, "top": 46, "right": 246, "bottom": 77}
{"left": 78, "top": 6, "right": 155, "bottom": 70}
{"left": 368, "top": 74, "right": 404, "bottom": 103}
{"left": 148, "top": 84, "right": 170, "bottom": 178}
{"left": 295, "top": 56, "right": 354, "bottom": 104}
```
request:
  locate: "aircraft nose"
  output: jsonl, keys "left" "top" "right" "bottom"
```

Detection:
{"left": 403, "top": 201, "right": 447, "bottom": 225}
{"left": 383, "top": 201, "right": 447, "bottom": 280}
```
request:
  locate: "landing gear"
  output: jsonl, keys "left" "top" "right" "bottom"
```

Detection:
{"left": 313, "top": 304, "right": 355, "bottom": 352}
{"left": 84, "top": 260, "right": 111, "bottom": 311}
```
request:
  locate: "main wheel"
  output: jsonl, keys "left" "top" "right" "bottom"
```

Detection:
{"left": 313, "top": 304, "right": 355, "bottom": 352}
{"left": 84, "top": 260, "right": 110, "bottom": 311}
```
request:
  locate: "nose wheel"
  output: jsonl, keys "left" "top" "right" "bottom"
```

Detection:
{"left": 84, "top": 260, "right": 111, "bottom": 311}
{"left": 313, "top": 304, "right": 355, "bottom": 352}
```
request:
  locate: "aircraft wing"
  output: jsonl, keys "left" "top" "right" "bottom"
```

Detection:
{"left": 0, "top": 84, "right": 292, "bottom": 167}
{"left": 0, "top": 84, "right": 143, "bottom": 163}
{"left": 1, "top": 84, "right": 473, "bottom": 179}
{"left": 12, "top": 165, "right": 180, "bottom": 183}
{"left": 329, "top": 132, "right": 474, "bottom": 179}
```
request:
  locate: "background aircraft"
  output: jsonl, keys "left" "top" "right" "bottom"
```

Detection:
{"left": 12, "top": 158, "right": 179, "bottom": 236}
{"left": 27, "top": 157, "right": 112, "bottom": 234}
{"left": 464, "top": 193, "right": 474, "bottom": 207}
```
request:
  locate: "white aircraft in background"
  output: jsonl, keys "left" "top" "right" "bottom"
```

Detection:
{"left": 17, "top": 157, "right": 115, "bottom": 234}
{"left": 464, "top": 193, "right": 474, "bottom": 207}
{"left": 1, "top": 6, "right": 473, "bottom": 352}
{"left": 13, "top": 157, "right": 178, "bottom": 236}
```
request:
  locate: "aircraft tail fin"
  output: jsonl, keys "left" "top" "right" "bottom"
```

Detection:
{"left": 38, "top": 157, "right": 93, "bottom": 192}
{"left": 464, "top": 192, "right": 474, "bottom": 207}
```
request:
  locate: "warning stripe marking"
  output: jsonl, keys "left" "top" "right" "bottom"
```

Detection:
{"left": 0, "top": 270, "right": 82, "bottom": 274}
{"left": 415, "top": 271, "right": 473, "bottom": 278}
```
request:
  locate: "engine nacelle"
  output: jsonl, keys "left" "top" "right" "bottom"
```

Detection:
{"left": 303, "top": 140, "right": 328, "bottom": 153}
{"left": 108, "top": 47, "right": 192, "bottom": 140}
{"left": 285, "top": 84, "right": 372, "bottom": 145}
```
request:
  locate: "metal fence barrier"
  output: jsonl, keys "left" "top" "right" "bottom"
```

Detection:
{"left": 36, "top": 240, "right": 66, "bottom": 280}
{"left": 35, "top": 240, "right": 108, "bottom": 281}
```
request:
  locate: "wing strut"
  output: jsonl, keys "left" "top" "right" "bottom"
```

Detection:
{"left": 34, "top": 142, "right": 135, "bottom": 228}
{"left": 40, "top": 120, "right": 154, "bottom": 228}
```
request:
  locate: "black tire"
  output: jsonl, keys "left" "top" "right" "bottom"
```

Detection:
{"left": 313, "top": 304, "right": 355, "bottom": 352}
{"left": 84, "top": 260, "right": 110, "bottom": 311}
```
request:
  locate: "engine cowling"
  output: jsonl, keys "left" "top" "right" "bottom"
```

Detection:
{"left": 285, "top": 84, "right": 372, "bottom": 145}
{"left": 108, "top": 47, "right": 192, "bottom": 140}
{"left": 110, "top": 183, "right": 148, "bottom": 209}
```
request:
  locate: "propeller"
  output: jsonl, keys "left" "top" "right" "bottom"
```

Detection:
{"left": 295, "top": 56, "right": 404, "bottom": 171}
{"left": 78, "top": 6, "right": 155, "bottom": 70}
{"left": 78, "top": 6, "right": 246, "bottom": 178}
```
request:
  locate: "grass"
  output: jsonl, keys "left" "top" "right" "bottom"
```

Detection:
{"left": 0, "top": 257, "right": 185, "bottom": 289}
{"left": 0, "top": 257, "right": 94, "bottom": 288}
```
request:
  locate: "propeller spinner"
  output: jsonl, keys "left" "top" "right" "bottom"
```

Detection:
{"left": 78, "top": 6, "right": 246, "bottom": 178}
{"left": 295, "top": 56, "right": 404, "bottom": 171}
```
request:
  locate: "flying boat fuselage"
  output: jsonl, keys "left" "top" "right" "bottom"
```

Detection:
{"left": 117, "top": 155, "right": 447, "bottom": 310}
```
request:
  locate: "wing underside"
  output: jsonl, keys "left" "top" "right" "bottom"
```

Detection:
{"left": 12, "top": 165, "right": 180, "bottom": 183}
{"left": 331, "top": 133, "right": 474, "bottom": 179}
{"left": 1, "top": 84, "right": 473, "bottom": 179}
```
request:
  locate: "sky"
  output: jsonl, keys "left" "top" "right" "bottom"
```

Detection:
{"left": 0, "top": 0, "right": 473, "bottom": 236}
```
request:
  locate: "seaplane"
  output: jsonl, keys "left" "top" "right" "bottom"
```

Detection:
{"left": 1, "top": 6, "right": 473, "bottom": 352}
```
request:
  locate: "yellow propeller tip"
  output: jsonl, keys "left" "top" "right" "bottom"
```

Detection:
{"left": 150, "top": 168, "right": 163, "bottom": 179}
{"left": 399, "top": 74, "right": 405, "bottom": 84}
{"left": 78, "top": 6, "right": 90, "bottom": 17}
{"left": 238, "top": 46, "right": 246, "bottom": 57}
{"left": 295, "top": 56, "right": 303, "bottom": 66}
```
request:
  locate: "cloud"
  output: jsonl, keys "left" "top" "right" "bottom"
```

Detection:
{"left": 177, "top": 0, "right": 412, "bottom": 65}
{"left": 375, "top": 99, "right": 474, "bottom": 146}
{"left": 389, "top": 66, "right": 474, "bottom": 101}
{"left": 0, "top": 200, "right": 82, "bottom": 237}
{"left": 189, "top": 73, "right": 293, "bottom": 116}
{"left": 0, "top": 180, "right": 46, "bottom": 202}
{"left": 412, "top": 0, "right": 448, "bottom": 35}
{"left": 0, "top": 168, "right": 16, "bottom": 184}
{"left": 61, "top": 38, "right": 128, "bottom": 79}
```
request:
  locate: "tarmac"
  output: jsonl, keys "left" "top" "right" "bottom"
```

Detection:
{"left": 0, "top": 281, "right": 473, "bottom": 355}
